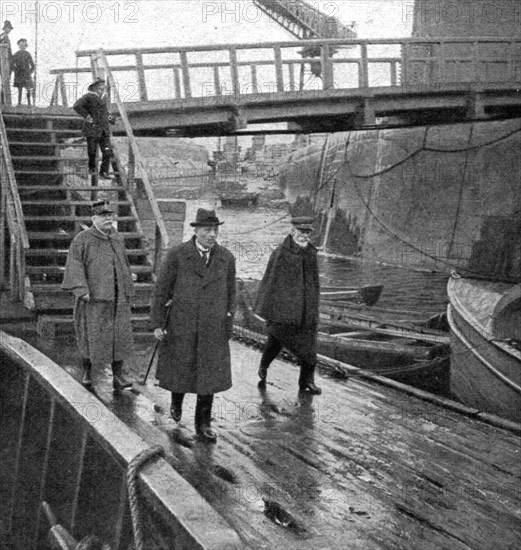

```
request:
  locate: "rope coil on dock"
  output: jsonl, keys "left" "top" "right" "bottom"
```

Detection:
{"left": 127, "top": 445, "right": 165, "bottom": 550}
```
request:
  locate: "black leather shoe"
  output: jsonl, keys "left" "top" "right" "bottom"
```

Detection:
{"left": 81, "top": 370, "right": 93, "bottom": 387}
{"left": 113, "top": 375, "right": 132, "bottom": 391}
{"left": 299, "top": 382, "right": 322, "bottom": 395}
{"left": 258, "top": 364, "right": 268, "bottom": 382}
{"left": 197, "top": 426, "right": 217, "bottom": 443}
{"left": 81, "top": 359, "right": 92, "bottom": 387}
{"left": 170, "top": 404, "right": 182, "bottom": 423}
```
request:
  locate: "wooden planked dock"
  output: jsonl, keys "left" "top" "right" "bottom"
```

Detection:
{"left": 27, "top": 331, "right": 521, "bottom": 550}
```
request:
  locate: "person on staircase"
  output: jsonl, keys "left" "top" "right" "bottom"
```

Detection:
{"left": 0, "top": 20, "right": 13, "bottom": 103}
{"left": 150, "top": 208, "right": 236, "bottom": 443}
{"left": 255, "top": 215, "right": 322, "bottom": 395}
{"left": 73, "top": 77, "right": 115, "bottom": 180}
{"left": 62, "top": 200, "right": 134, "bottom": 392}
{"left": 11, "top": 38, "right": 35, "bottom": 106}
{"left": 0, "top": 20, "right": 13, "bottom": 67}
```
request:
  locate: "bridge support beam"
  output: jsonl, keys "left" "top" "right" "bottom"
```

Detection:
{"left": 466, "top": 91, "right": 485, "bottom": 119}
{"left": 354, "top": 98, "right": 376, "bottom": 127}
{"left": 228, "top": 108, "right": 248, "bottom": 131}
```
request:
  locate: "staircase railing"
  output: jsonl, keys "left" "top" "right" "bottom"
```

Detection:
{"left": 0, "top": 104, "right": 33, "bottom": 307}
{"left": 90, "top": 49, "right": 170, "bottom": 254}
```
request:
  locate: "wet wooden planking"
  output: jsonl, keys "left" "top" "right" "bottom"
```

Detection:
{"left": 221, "top": 347, "right": 520, "bottom": 549}
{"left": 40, "top": 335, "right": 521, "bottom": 550}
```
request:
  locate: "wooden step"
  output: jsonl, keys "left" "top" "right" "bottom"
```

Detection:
{"left": 5, "top": 128, "right": 82, "bottom": 134}
{"left": 27, "top": 265, "right": 154, "bottom": 274}
{"left": 36, "top": 313, "right": 153, "bottom": 340}
{"left": 3, "top": 113, "right": 81, "bottom": 122}
{"left": 22, "top": 200, "right": 130, "bottom": 206}
{"left": 27, "top": 231, "right": 146, "bottom": 240}
{"left": 11, "top": 155, "right": 85, "bottom": 162}
{"left": 31, "top": 282, "right": 154, "bottom": 311}
{"left": 24, "top": 215, "right": 136, "bottom": 222}
{"left": 15, "top": 170, "right": 84, "bottom": 176}
{"left": 9, "top": 141, "right": 86, "bottom": 147}
{"left": 19, "top": 186, "right": 125, "bottom": 192}
{"left": 26, "top": 248, "right": 150, "bottom": 257}
{"left": 32, "top": 282, "right": 154, "bottom": 293}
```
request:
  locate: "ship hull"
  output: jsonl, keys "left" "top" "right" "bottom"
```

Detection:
{"left": 447, "top": 277, "right": 521, "bottom": 423}
{"left": 279, "top": 118, "right": 521, "bottom": 282}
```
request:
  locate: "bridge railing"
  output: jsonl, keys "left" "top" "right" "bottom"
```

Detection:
{"left": 47, "top": 37, "right": 521, "bottom": 106}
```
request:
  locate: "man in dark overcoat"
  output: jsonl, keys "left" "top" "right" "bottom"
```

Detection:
{"left": 62, "top": 200, "right": 134, "bottom": 391}
{"left": 150, "top": 208, "right": 236, "bottom": 443}
{"left": 73, "top": 77, "right": 115, "bottom": 180}
{"left": 0, "top": 20, "right": 13, "bottom": 68}
{"left": 255, "top": 216, "right": 322, "bottom": 394}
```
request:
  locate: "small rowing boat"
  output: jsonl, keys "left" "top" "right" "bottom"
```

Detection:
{"left": 236, "top": 279, "right": 450, "bottom": 393}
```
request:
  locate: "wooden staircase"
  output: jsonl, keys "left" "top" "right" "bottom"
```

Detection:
{"left": 3, "top": 111, "right": 156, "bottom": 320}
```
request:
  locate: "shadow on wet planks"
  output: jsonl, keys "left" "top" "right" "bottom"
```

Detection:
{"left": 46, "top": 336, "right": 521, "bottom": 550}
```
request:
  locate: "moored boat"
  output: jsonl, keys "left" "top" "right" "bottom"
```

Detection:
{"left": 320, "top": 284, "right": 383, "bottom": 305}
{"left": 236, "top": 278, "right": 450, "bottom": 392}
{"left": 219, "top": 192, "right": 259, "bottom": 208}
{"left": 447, "top": 275, "right": 521, "bottom": 423}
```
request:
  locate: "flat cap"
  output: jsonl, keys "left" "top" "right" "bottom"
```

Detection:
{"left": 91, "top": 200, "right": 113, "bottom": 216}
{"left": 290, "top": 215, "right": 314, "bottom": 231}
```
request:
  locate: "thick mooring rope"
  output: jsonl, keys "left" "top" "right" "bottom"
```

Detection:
{"left": 127, "top": 445, "right": 164, "bottom": 550}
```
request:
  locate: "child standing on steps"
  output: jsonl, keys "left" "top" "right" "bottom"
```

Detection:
{"left": 11, "top": 38, "right": 35, "bottom": 106}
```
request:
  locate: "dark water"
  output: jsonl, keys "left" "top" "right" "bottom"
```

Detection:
{"left": 193, "top": 203, "right": 449, "bottom": 316}
{"left": 318, "top": 256, "right": 449, "bottom": 314}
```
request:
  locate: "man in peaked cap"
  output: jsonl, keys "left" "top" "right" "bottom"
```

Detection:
{"left": 150, "top": 208, "right": 236, "bottom": 443}
{"left": 255, "top": 214, "right": 322, "bottom": 394}
{"left": 62, "top": 200, "right": 135, "bottom": 392}
{"left": 73, "top": 77, "right": 116, "bottom": 181}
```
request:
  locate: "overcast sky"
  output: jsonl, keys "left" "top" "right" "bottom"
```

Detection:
{"left": 1, "top": 0, "right": 412, "bottom": 100}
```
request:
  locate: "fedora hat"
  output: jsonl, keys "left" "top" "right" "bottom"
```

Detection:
{"left": 190, "top": 208, "right": 224, "bottom": 227}
{"left": 88, "top": 77, "right": 106, "bottom": 92}
{"left": 291, "top": 215, "right": 314, "bottom": 231}
{"left": 3, "top": 20, "right": 13, "bottom": 30}
{"left": 91, "top": 200, "right": 114, "bottom": 216}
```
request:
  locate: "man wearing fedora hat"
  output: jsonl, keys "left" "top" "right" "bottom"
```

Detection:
{"left": 73, "top": 77, "right": 116, "bottom": 181}
{"left": 150, "top": 208, "right": 236, "bottom": 443}
{"left": 62, "top": 200, "right": 135, "bottom": 392}
{"left": 255, "top": 215, "right": 322, "bottom": 395}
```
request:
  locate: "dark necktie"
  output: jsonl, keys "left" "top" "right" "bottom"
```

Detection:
{"left": 202, "top": 249, "right": 210, "bottom": 265}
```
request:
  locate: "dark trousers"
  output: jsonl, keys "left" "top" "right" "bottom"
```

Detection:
{"left": 260, "top": 333, "right": 316, "bottom": 387}
{"left": 16, "top": 86, "right": 32, "bottom": 106}
{"left": 171, "top": 393, "right": 214, "bottom": 430}
{"left": 87, "top": 132, "right": 111, "bottom": 174}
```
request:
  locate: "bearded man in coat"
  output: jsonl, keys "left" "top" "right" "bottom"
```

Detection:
{"left": 62, "top": 200, "right": 134, "bottom": 392}
{"left": 255, "top": 216, "right": 322, "bottom": 395}
{"left": 150, "top": 208, "right": 236, "bottom": 443}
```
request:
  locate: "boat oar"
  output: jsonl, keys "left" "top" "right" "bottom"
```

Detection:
{"left": 140, "top": 298, "right": 173, "bottom": 385}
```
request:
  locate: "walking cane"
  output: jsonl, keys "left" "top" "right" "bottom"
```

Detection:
{"left": 141, "top": 298, "right": 173, "bottom": 385}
